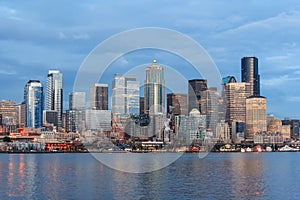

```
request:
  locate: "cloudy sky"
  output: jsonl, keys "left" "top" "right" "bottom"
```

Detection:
{"left": 1, "top": 0, "right": 300, "bottom": 119}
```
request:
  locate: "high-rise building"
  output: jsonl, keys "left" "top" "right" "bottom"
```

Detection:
{"left": 167, "top": 93, "right": 188, "bottom": 116}
{"left": 201, "top": 87, "right": 221, "bottom": 136}
{"left": 112, "top": 74, "right": 140, "bottom": 116}
{"left": 46, "top": 70, "right": 63, "bottom": 126}
{"left": 224, "top": 82, "right": 251, "bottom": 125}
{"left": 241, "top": 57, "right": 260, "bottom": 96}
{"left": 66, "top": 92, "right": 86, "bottom": 133}
{"left": 167, "top": 93, "right": 188, "bottom": 130}
{"left": 90, "top": 83, "right": 108, "bottom": 110}
{"left": 69, "top": 92, "right": 86, "bottom": 110}
{"left": 24, "top": 80, "right": 43, "bottom": 128}
{"left": 245, "top": 96, "right": 267, "bottom": 139}
{"left": 144, "top": 60, "right": 165, "bottom": 114}
{"left": 188, "top": 79, "right": 208, "bottom": 113}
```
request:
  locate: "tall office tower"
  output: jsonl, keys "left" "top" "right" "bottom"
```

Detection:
{"left": 167, "top": 93, "right": 188, "bottom": 130}
{"left": 188, "top": 79, "right": 208, "bottom": 113}
{"left": 24, "top": 80, "right": 43, "bottom": 128}
{"left": 224, "top": 82, "right": 251, "bottom": 125}
{"left": 65, "top": 92, "right": 86, "bottom": 133}
{"left": 112, "top": 74, "right": 140, "bottom": 116}
{"left": 201, "top": 87, "right": 221, "bottom": 136}
{"left": 245, "top": 96, "right": 267, "bottom": 139}
{"left": 69, "top": 92, "right": 86, "bottom": 110}
{"left": 90, "top": 83, "right": 108, "bottom": 110}
{"left": 167, "top": 93, "right": 188, "bottom": 116}
{"left": 241, "top": 57, "right": 260, "bottom": 96}
{"left": 46, "top": 70, "right": 63, "bottom": 126}
{"left": 144, "top": 60, "right": 165, "bottom": 114}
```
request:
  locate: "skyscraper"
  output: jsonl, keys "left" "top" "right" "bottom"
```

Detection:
{"left": 245, "top": 96, "right": 267, "bottom": 139}
{"left": 66, "top": 92, "right": 86, "bottom": 133}
{"left": 24, "top": 80, "right": 43, "bottom": 128}
{"left": 167, "top": 93, "right": 188, "bottom": 130}
{"left": 69, "top": 92, "right": 86, "bottom": 110}
{"left": 241, "top": 57, "right": 260, "bottom": 96}
{"left": 188, "top": 79, "right": 208, "bottom": 113}
{"left": 46, "top": 70, "right": 63, "bottom": 126}
{"left": 112, "top": 74, "right": 140, "bottom": 116}
{"left": 90, "top": 83, "right": 108, "bottom": 110}
{"left": 144, "top": 60, "right": 165, "bottom": 114}
{"left": 224, "top": 82, "right": 251, "bottom": 124}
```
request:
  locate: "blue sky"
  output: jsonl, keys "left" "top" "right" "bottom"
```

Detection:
{"left": 1, "top": 0, "right": 300, "bottom": 119}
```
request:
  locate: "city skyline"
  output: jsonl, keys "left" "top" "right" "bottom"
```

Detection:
{"left": 1, "top": 1, "right": 300, "bottom": 118}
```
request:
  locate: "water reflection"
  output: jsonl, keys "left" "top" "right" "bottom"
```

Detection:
{"left": 228, "top": 153, "right": 266, "bottom": 199}
{"left": 6, "top": 155, "right": 25, "bottom": 198}
{"left": 0, "top": 153, "right": 299, "bottom": 200}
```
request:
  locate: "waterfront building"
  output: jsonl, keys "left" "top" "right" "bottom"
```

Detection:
{"left": 0, "top": 100, "right": 18, "bottom": 126}
{"left": 175, "top": 108, "right": 206, "bottom": 146}
{"left": 90, "top": 83, "right": 108, "bottom": 110}
{"left": 46, "top": 70, "right": 63, "bottom": 126}
{"left": 188, "top": 79, "right": 207, "bottom": 113}
{"left": 241, "top": 57, "right": 260, "bottom": 96}
{"left": 245, "top": 96, "right": 267, "bottom": 139}
{"left": 144, "top": 60, "right": 165, "bottom": 114}
{"left": 282, "top": 119, "right": 300, "bottom": 139}
{"left": 24, "top": 80, "right": 43, "bottom": 128}
{"left": 69, "top": 92, "right": 86, "bottom": 110}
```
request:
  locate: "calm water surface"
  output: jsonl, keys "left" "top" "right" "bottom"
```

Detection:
{"left": 0, "top": 152, "right": 299, "bottom": 200}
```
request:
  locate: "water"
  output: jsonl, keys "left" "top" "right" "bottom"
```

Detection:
{"left": 0, "top": 152, "right": 299, "bottom": 200}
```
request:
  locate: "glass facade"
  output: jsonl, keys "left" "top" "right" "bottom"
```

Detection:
{"left": 24, "top": 80, "right": 43, "bottom": 128}
{"left": 46, "top": 70, "right": 63, "bottom": 126}
{"left": 112, "top": 74, "right": 139, "bottom": 116}
{"left": 241, "top": 57, "right": 260, "bottom": 96}
{"left": 90, "top": 83, "right": 108, "bottom": 110}
{"left": 144, "top": 61, "right": 165, "bottom": 114}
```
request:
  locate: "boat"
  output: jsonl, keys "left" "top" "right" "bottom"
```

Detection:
{"left": 266, "top": 146, "right": 272, "bottom": 152}
{"left": 278, "top": 145, "right": 298, "bottom": 152}
{"left": 240, "top": 148, "right": 245, "bottom": 153}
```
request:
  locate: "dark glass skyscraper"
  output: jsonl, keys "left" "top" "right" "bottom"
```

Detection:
{"left": 241, "top": 57, "right": 260, "bottom": 96}
{"left": 188, "top": 79, "right": 207, "bottom": 113}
